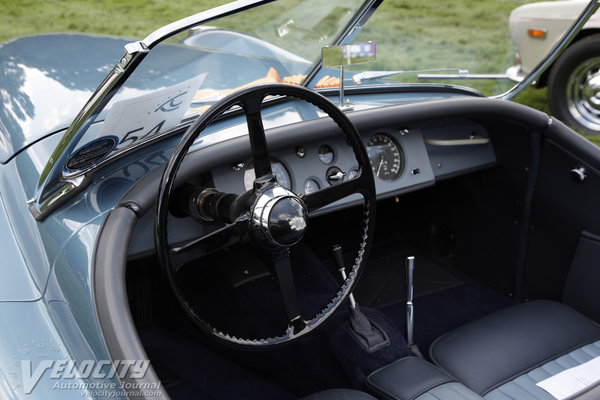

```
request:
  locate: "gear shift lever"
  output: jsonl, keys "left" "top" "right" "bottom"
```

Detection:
{"left": 406, "top": 255, "right": 423, "bottom": 358}
{"left": 331, "top": 244, "right": 389, "bottom": 352}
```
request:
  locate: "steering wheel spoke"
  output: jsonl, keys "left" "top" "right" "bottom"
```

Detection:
{"left": 241, "top": 95, "right": 272, "bottom": 179}
{"left": 169, "top": 215, "right": 250, "bottom": 271}
{"left": 303, "top": 172, "right": 369, "bottom": 212}
{"left": 269, "top": 248, "right": 307, "bottom": 334}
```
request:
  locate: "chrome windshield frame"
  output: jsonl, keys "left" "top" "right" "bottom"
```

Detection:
{"left": 31, "top": 0, "right": 276, "bottom": 220}
{"left": 31, "top": 0, "right": 377, "bottom": 221}
{"left": 31, "top": 0, "right": 596, "bottom": 221}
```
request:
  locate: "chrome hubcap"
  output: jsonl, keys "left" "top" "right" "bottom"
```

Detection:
{"left": 567, "top": 57, "right": 600, "bottom": 131}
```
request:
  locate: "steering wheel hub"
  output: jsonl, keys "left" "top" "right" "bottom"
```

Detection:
{"left": 252, "top": 185, "right": 308, "bottom": 247}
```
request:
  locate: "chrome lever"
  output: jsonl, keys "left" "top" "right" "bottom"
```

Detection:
{"left": 406, "top": 255, "right": 423, "bottom": 357}
{"left": 406, "top": 255, "right": 415, "bottom": 347}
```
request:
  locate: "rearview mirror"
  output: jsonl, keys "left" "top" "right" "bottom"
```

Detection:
{"left": 322, "top": 42, "right": 376, "bottom": 67}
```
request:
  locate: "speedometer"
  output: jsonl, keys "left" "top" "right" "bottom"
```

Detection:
{"left": 367, "top": 133, "right": 404, "bottom": 181}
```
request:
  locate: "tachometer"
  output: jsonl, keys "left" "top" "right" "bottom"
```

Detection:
{"left": 367, "top": 133, "right": 403, "bottom": 181}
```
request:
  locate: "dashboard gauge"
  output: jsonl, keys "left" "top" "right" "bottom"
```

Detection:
{"left": 367, "top": 133, "right": 404, "bottom": 181}
{"left": 304, "top": 179, "right": 320, "bottom": 194}
{"left": 244, "top": 159, "right": 291, "bottom": 190}
{"left": 318, "top": 145, "right": 334, "bottom": 164}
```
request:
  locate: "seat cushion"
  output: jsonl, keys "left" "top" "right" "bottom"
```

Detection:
{"left": 485, "top": 340, "right": 600, "bottom": 399}
{"left": 367, "top": 357, "right": 454, "bottom": 400}
{"left": 300, "top": 389, "right": 377, "bottom": 400}
{"left": 429, "top": 300, "right": 600, "bottom": 395}
{"left": 367, "top": 357, "right": 483, "bottom": 400}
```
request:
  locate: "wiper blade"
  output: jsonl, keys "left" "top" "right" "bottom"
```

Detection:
{"left": 353, "top": 68, "right": 465, "bottom": 84}
{"left": 353, "top": 68, "right": 513, "bottom": 84}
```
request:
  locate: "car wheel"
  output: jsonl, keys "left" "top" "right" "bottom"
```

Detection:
{"left": 548, "top": 34, "right": 600, "bottom": 135}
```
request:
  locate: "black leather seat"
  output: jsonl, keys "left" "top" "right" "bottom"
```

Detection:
{"left": 430, "top": 300, "right": 600, "bottom": 399}
{"left": 300, "top": 389, "right": 377, "bottom": 400}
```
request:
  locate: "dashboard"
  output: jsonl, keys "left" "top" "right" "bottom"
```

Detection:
{"left": 211, "top": 117, "right": 496, "bottom": 214}
{"left": 125, "top": 101, "right": 497, "bottom": 257}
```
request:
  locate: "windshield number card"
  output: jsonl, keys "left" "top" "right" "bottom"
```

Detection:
{"left": 536, "top": 356, "right": 600, "bottom": 399}
{"left": 97, "top": 74, "right": 206, "bottom": 152}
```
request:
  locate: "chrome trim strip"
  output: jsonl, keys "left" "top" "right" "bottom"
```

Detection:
{"left": 424, "top": 136, "right": 490, "bottom": 146}
{"left": 143, "top": 0, "right": 273, "bottom": 48}
{"left": 500, "top": 0, "right": 600, "bottom": 101}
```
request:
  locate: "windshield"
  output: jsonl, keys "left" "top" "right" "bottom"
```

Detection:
{"left": 348, "top": 0, "right": 589, "bottom": 97}
{"left": 62, "top": 0, "right": 593, "bottom": 174}
{"left": 66, "top": 0, "right": 366, "bottom": 165}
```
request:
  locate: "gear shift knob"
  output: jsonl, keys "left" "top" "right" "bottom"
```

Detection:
{"left": 331, "top": 244, "right": 356, "bottom": 308}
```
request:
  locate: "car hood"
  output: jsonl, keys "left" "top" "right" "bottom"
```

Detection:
{"left": 0, "top": 33, "right": 129, "bottom": 163}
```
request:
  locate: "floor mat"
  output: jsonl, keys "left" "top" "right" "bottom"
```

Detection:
{"left": 350, "top": 239, "right": 511, "bottom": 355}
{"left": 140, "top": 326, "right": 296, "bottom": 400}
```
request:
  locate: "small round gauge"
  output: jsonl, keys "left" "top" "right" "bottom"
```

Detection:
{"left": 367, "top": 133, "right": 404, "bottom": 181}
{"left": 304, "top": 179, "right": 320, "bottom": 194}
{"left": 318, "top": 145, "right": 334, "bottom": 165}
{"left": 244, "top": 159, "right": 291, "bottom": 190}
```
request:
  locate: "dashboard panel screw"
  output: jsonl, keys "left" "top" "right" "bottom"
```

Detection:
{"left": 295, "top": 146, "right": 306, "bottom": 158}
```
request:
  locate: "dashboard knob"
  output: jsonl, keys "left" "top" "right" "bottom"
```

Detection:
{"left": 326, "top": 167, "right": 346, "bottom": 185}
{"left": 570, "top": 167, "right": 587, "bottom": 182}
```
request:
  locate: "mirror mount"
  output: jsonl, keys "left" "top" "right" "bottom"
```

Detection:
{"left": 338, "top": 65, "right": 353, "bottom": 111}
{"left": 322, "top": 42, "right": 376, "bottom": 111}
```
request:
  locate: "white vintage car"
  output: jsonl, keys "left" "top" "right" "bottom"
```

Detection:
{"left": 507, "top": 0, "right": 600, "bottom": 135}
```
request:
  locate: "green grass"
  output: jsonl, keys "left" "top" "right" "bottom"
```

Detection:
{"left": 0, "top": 0, "right": 229, "bottom": 43}
{"left": 1, "top": 0, "right": 597, "bottom": 145}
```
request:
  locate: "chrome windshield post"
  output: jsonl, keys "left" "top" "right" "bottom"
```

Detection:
{"left": 30, "top": 0, "right": 274, "bottom": 220}
{"left": 30, "top": 42, "right": 150, "bottom": 220}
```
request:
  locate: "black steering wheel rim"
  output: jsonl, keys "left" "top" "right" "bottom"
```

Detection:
{"left": 155, "top": 83, "right": 376, "bottom": 348}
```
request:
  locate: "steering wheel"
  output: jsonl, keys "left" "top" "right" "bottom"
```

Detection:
{"left": 155, "top": 83, "right": 376, "bottom": 348}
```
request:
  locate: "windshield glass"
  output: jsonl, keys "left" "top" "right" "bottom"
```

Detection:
{"left": 347, "top": 0, "right": 589, "bottom": 97}
{"left": 67, "top": 0, "right": 365, "bottom": 166}
{"left": 65, "top": 0, "right": 592, "bottom": 172}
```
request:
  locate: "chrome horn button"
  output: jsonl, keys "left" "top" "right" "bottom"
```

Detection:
{"left": 251, "top": 185, "right": 308, "bottom": 248}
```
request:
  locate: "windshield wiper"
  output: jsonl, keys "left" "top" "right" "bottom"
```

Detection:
{"left": 353, "top": 69, "right": 513, "bottom": 84}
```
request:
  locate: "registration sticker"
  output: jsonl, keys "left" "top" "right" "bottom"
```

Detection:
{"left": 97, "top": 74, "right": 206, "bottom": 152}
